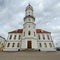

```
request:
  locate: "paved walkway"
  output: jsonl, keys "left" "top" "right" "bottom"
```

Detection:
{"left": 0, "top": 51, "right": 60, "bottom": 60}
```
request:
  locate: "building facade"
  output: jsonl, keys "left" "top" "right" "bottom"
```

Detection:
{"left": 0, "top": 36, "right": 6, "bottom": 51}
{"left": 3, "top": 4, "right": 56, "bottom": 51}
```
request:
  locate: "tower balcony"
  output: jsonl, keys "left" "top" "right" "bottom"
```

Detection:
{"left": 24, "top": 15, "right": 35, "bottom": 21}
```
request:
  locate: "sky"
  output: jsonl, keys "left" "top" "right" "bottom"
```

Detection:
{"left": 0, "top": 0, "right": 60, "bottom": 47}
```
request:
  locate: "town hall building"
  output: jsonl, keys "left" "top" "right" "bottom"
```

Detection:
{"left": 3, "top": 4, "right": 56, "bottom": 51}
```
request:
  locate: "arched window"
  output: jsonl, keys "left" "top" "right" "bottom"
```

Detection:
{"left": 24, "top": 32, "right": 25, "bottom": 36}
{"left": 7, "top": 43, "right": 10, "bottom": 47}
{"left": 14, "top": 35, "right": 16, "bottom": 40}
{"left": 29, "top": 25, "right": 30, "bottom": 28}
{"left": 9, "top": 35, "right": 12, "bottom": 39}
{"left": 44, "top": 43, "right": 47, "bottom": 47}
{"left": 29, "top": 19, "right": 30, "bottom": 21}
{"left": 19, "top": 35, "right": 20, "bottom": 39}
{"left": 34, "top": 32, "right": 35, "bottom": 36}
{"left": 47, "top": 35, "right": 50, "bottom": 40}
{"left": 38, "top": 35, "right": 40, "bottom": 39}
{"left": 17, "top": 43, "right": 20, "bottom": 47}
{"left": 43, "top": 34, "right": 45, "bottom": 40}
{"left": 12, "top": 43, "right": 15, "bottom": 47}
{"left": 28, "top": 12, "right": 30, "bottom": 15}
{"left": 39, "top": 43, "right": 42, "bottom": 47}
{"left": 28, "top": 31, "right": 31, "bottom": 35}
{"left": 49, "top": 43, "right": 52, "bottom": 47}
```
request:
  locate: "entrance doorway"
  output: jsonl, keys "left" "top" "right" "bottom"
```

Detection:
{"left": 27, "top": 41, "right": 32, "bottom": 48}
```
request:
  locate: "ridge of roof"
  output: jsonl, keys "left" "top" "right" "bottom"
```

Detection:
{"left": 36, "top": 29, "right": 51, "bottom": 33}
{"left": 8, "top": 29, "right": 50, "bottom": 33}
{"left": 9, "top": 29, "right": 23, "bottom": 33}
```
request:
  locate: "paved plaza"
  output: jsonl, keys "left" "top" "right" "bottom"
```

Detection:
{"left": 0, "top": 51, "right": 60, "bottom": 60}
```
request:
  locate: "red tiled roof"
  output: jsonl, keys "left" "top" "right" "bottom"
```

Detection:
{"left": 9, "top": 29, "right": 23, "bottom": 33}
{"left": 9, "top": 29, "right": 50, "bottom": 33}
{"left": 36, "top": 29, "right": 51, "bottom": 33}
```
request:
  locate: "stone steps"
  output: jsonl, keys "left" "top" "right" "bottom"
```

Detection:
{"left": 21, "top": 49, "right": 39, "bottom": 52}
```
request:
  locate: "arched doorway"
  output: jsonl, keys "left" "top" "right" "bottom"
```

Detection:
{"left": 27, "top": 41, "right": 32, "bottom": 49}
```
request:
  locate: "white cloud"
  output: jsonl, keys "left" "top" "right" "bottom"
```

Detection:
{"left": 0, "top": 0, "right": 60, "bottom": 46}
{"left": 52, "top": 26, "right": 60, "bottom": 30}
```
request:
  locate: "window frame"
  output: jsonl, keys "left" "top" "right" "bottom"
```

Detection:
{"left": 47, "top": 35, "right": 50, "bottom": 40}
{"left": 44, "top": 43, "right": 47, "bottom": 47}
{"left": 39, "top": 43, "right": 42, "bottom": 47}
{"left": 38, "top": 35, "right": 40, "bottom": 40}
{"left": 14, "top": 35, "right": 16, "bottom": 40}
{"left": 17, "top": 43, "right": 20, "bottom": 47}
{"left": 28, "top": 31, "right": 31, "bottom": 36}
{"left": 34, "top": 32, "right": 35, "bottom": 36}
{"left": 7, "top": 43, "right": 10, "bottom": 47}
{"left": 19, "top": 35, "right": 21, "bottom": 39}
{"left": 9, "top": 35, "right": 12, "bottom": 40}
{"left": 12, "top": 43, "right": 15, "bottom": 47}
{"left": 43, "top": 34, "right": 45, "bottom": 40}
{"left": 49, "top": 43, "right": 52, "bottom": 47}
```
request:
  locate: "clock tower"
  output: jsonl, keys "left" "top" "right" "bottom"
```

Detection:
{"left": 23, "top": 4, "right": 36, "bottom": 38}
{"left": 22, "top": 4, "right": 37, "bottom": 49}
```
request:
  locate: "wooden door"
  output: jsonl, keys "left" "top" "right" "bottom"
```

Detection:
{"left": 27, "top": 41, "right": 32, "bottom": 48}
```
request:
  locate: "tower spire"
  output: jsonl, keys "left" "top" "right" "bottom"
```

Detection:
{"left": 28, "top": 0, "right": 30, "bottom": 5}
{"left": 24, "top": 4, "right": 35, "bottom": 22}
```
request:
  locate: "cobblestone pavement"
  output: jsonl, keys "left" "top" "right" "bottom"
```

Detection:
{"left": 0, "top": 51, "right": 60, "bottom": 60}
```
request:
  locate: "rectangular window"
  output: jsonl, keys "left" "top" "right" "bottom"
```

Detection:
{"left": 39, "top": 43, "right": 42, "bottom": 47}
{"left": 29, "top": 25, "right": 30, "bottom": 28}
{"left": 24, "top": 32, "right": 25, "bottom": 36}
{"left": 19, "top": 35, "right": 20, "bottom": 39}
{"left": 43, "top": 34, "right": 45, "bottom": 40}
{"left": 38, "top": 35, "right": 40, "bottom": 39}
{"left": 47, "top": 35, "right": 50, "bottom": 40}
{"left": 34, "top": 32, "right": 35, "bottom": 36}
{"left": 9, "top": 35, "right": 12, "bottom": 39}
{"left": 17, "top": 43, "right": 20, "bottom": 47}
{"left": 12, "top": 43, "right": 15, "bottom": 47}
{"left": 44, "top": 43, "right": 47, "bottom": 47}
{"left": 7, "top": 43, "right": 10, "bottom": 47}
{"left": 14, "top": 35, "right": 16, "bottom": 40}
{"left": 49, "top": 43, "right": 52, "bottom": 47}
{"left": 28, "top": 31, "right": 31, "bottom": 36}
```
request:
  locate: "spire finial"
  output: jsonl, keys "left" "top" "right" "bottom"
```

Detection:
{"left": 28, "top": 0, "right": 31, "bottom": 6}
{"left": 28, "top": 3, "right": 30, "bottom": 5}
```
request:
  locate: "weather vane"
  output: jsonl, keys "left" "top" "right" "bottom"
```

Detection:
{"left": 28, "top": 0, "right": 30, "bottom": 5}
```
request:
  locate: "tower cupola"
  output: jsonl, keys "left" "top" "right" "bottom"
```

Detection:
{"left": 25, "top": 4, "right": 33, "bottom": 11}
{"left": 25, "top": 4, "right": 34, "bottom": 16}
